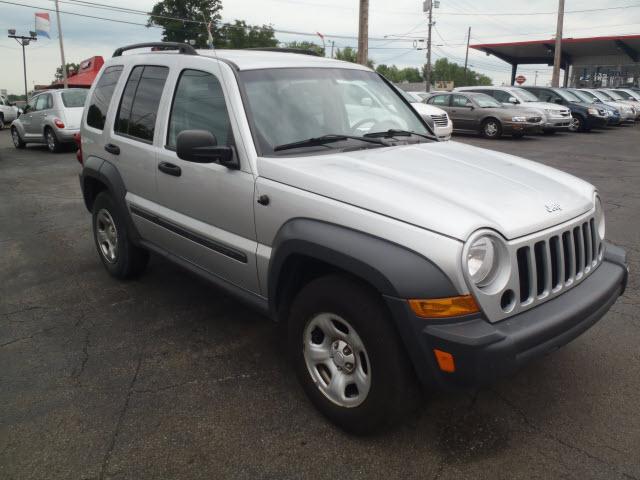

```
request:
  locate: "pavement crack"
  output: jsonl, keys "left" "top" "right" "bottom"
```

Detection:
{"left": 99, "top": 355, "right": 142, "bottom": 480}
{"left": 490, "top": 388, "right": 639, "bottom": 480}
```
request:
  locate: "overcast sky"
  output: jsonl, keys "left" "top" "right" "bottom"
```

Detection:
{"left": 1, "top": 0, "right": 639, "bottom": 93}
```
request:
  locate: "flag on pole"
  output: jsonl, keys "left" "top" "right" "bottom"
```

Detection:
{"left": 35, "top": 12, "right": 51, "bottom": 38}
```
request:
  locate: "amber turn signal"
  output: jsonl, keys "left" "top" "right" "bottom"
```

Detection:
{"left": 433, "top": 349, "right": 456, "bottom": 373}
{"left": 408, "top": 295, "right": 479, "bottom": 319}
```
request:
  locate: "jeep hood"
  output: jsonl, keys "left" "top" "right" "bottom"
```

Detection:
{"left": 257, "top": 141, "right": 595, "bottom": 241}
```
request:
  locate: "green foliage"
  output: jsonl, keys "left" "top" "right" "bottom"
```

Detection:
{"left": 148, "top": 0, "right": 277, "bottom": 49}
{"left": 334, "top": 47, "right": 374, "bottom": 68}
{"left": 426, "top": 58, "right": 492, "bottom": 87}
{"left": 375, "top": 64, "right": 422, "bottom": 83}
{"left": 217, "top": 21, "right": 277, "bottom": 49}
{"left": 285, "top": 41, "right": 325, "bottom": 56}
{"left": 55, "top": 63, "right": 80, "bottom": 82}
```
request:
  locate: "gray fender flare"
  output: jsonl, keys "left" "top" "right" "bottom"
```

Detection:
{"left": 267, "top": 218, "right": 458, "bottom": 316}
{"left": 80, "top": 157, "right": 141, "bottom": 243}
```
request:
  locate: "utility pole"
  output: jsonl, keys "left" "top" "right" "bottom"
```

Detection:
{"left": 424, "top": 0, "right": 438, "bottom": 92}
{"left": 357, "top": 0, "right": 369, "bottom": 66}
{"left": 534, "top": 70, "right": 539, "bottom": 85}
{"left": 551, "top": 0, "right": 565, "bottom": 87}
{"left": 463, "top": 26, "right": 471, "bottom": 85}
{"left": 8, "top": 30, "right": 37, "bottom": 101}
{"left": 330, "top": 40, "right": 335, "bottom": 59}
{"left": 54, "top": 0, "right": 68, "bottom": 88}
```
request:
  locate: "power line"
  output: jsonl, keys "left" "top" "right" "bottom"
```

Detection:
{"left": 436, "top": 3, "right": 640, "bottom": 16}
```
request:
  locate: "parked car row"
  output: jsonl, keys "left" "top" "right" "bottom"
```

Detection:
{"left": 404, "top": 85, "right": 638, "bottom": 140}
{"left": 9, "top": 88, "right": 88, "bottom": 152}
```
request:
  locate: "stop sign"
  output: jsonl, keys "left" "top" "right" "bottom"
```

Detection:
{"left": 515, "top": 75, "right": 526, "bottom": 85}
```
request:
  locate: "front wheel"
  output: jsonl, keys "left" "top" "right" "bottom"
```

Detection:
{"left": 92, "top": 191, "right": 149, "bottom": 279}
{"left": 569, "top": 114, "right": 587, "bottom": 132}
{"left": 11, "top": 127, "right": 25, "bottom": 148}
{"left": 288, "top": 275, "right": 418, "bottom": 434}
{"left": 481, "top": 118, "right": 502, "bottom": 139}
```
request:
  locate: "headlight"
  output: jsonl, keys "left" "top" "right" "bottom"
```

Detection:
{"left": 511, "top": 116, "right": 527, "bottom": 122}
{"left": 587, "top": 107, "right": 598, "bottom": 115}
{"left": 595, "top": 196, "right": 605, "bottom": 240}
{"left": 466, "top": 236, "right": 498, "bottom": 286}
{"left": 544, "top": 108, "right": 555, "bottom": 115}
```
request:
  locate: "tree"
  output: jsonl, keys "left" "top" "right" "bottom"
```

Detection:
{"left": 55, "top": 63, "right": 80, "bottom": 82}
{"left": 217, "top": 20, "right": 277, "bottom": 49}
{"left": 148, "top": 0, "right": 277, "bottom": 49}
{"left": 285, "top": 41, "right": 325, "bottom": 56}
{"left": 148, "top": 0, "right": 222, "bottom": 48}
{"left": 335, "top": 47, "right": 374, "bottom": 68}
{"left": 426, "top": 58, "right": 492, "bottom": 87}
{"left": 376, "top": 65, "right": 423, "bottom": 83}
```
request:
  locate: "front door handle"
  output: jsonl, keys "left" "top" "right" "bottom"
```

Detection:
{"left": 104, "top": 143, "right": 120, "bottom": 155}
{"left": 158, "top": 161, "right": 181, "bottom": 177}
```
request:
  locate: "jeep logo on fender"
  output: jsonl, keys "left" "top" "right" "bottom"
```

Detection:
{"left": 545, "top": 202, "right": 562, "bottom": 213}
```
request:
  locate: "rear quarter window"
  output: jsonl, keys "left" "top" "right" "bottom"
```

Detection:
{"left": 87, "top": 65, "right": 124, "bottom": 130}
{"left": 61, "top": 90, "right": 88, "bottom": 108}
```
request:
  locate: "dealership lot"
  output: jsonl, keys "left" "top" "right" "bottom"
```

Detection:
{"left": 1, "top": 126, "right": 638, "bottom": 479}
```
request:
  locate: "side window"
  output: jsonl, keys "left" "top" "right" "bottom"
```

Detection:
{"left": 492, "top": 90, "right": 511, "bottom": 103}
{"left": 451, "top": 95, "right": 472, "bottom": 107}
{"left": 167, "top": 69, "right": 233, "bottom": 149}
{"left": 26, "top": 96, "right": 38, "bottom": 112}
{"left": 35, "top": 94, "right": 50, "bottom": 111}
{"left": 429, "top": 95, "right": 449, "bottom": 106}
{"left": 115, "top": 65, "right": 169, "bottom": 142}
{"left": 87, "top": 65, "right": 123, "bottom": 130}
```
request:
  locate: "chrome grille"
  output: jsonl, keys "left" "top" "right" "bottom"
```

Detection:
{"left": 430, "top": 114, "right": 449, "bottom": 126}
{"left": 515, "top": 219, "right": 600, "bottom": 305}
{"left": 465, "top": 211, "right": 602, "bottom": 323}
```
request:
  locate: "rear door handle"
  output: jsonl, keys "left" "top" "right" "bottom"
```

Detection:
{"left": 104, "top": 143, "right": 120, "bottom": 155}
{"left": 158, "top": 161, "right": 181, "bottom": 177}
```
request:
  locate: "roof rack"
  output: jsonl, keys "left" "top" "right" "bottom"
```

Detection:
{"left": 113, "top": 42, "right": 198, "bottom": 57}
{"left": 246, "top": 47, "right": 321, "bottom": 57}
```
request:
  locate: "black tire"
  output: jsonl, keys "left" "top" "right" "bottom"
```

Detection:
{"left": 542, "top": 128, "right": 556, "bottom": 135}
{"left": 569, "top": 114, "right": 588, "bottom": 132}
{"left": 481, "top": 118, "right": 502, "bottom": 139}
{"left": 92, "top": 191, "right": 149, "bottom": 279}
{"left": 11, "top": 127, "right": 26, "bottom": 149}
{"left": 45, "top": 127, "right": 62, "bottom": 153}
{"left": 0, "top": 114, "right": 5, "bottom": 130}
{"left": 288, "top": 274, "right": 419, "bottom": 435}
{"left": 512, "top": 132, "right": 525, "bottom": 139}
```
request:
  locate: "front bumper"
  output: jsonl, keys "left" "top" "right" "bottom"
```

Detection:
{"left": 504, "top": 122, "right": 542, "bottom": 135}
{"left": 585, "top": 115, "right": 609, "bottom": 129}
{"left": 385, "top": 242, "right": 628, "bottom": 390}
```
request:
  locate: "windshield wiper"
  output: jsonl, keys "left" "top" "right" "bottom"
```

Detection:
{"left": 274, "top": 134, "right": 388, "bottom": 152}
{"left": 364, "top": 129, "right": 432, "bottom": 140}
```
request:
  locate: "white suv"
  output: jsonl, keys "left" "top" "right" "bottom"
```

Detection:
{"left": 78, "top": 43, "right": 628, "bottom": 434}
{"left": 0, "top": 94, "right": 20, "bottom": 129}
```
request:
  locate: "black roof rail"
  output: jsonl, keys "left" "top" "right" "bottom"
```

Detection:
{"left": 113, "top": 42, "right": 198, "bottom": 57}
{"left": 246, "top": 47, "right": 321, "bottom": 57}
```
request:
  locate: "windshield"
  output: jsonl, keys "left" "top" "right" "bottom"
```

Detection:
{"left": 603, "top": 90, "right": 623, "bottom": 100}
{"left": 475, "top": 94, "right": 502, "bottom": 108}
{"left": 509, "top": 88, "right": 539, "bottom": 102}
{"left": 574, "top": 90, "right": 598, "bottom": 102}
{"left": 240, "top": 68, "right": 430, "bottom": 156}
{"left": 591, "top": 90, "right": 612, "bottom": 101}
{"left": 556, "top": 89, "right": 581, "bottom": 102}
{"left": 61, "top": 89, "right": 88, "bottom": 108}
{"left": 613, "top": 90, "right": 632, "bottom": 99}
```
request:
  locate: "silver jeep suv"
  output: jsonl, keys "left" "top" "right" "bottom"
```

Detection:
{"left": 78, "top": 43, "right": 628, "bottom": 434}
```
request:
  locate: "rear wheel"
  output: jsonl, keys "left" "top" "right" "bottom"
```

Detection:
{"left": 288, "top": 274, "right": 419, "bottom": 434}
{"left": 11, "top": 127, "right": 25, "bottom": 149}
{"left": 0, "top": 114, "right": 5, "bottom": 130}
{"left": 92, "top": 191, "right": 149, "bottom": 279}
{"left": 481, "top": 118, "right": 502, "bottom": 139}
{"left": 45, "top": 127, "right": 62, "bottom": 153}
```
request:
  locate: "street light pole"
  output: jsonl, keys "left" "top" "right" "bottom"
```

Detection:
{"left": 551, "top": 0, "right": 565, "bottom": 87}
{"left": 8, "top": 30, "right": 37, "bottom": 101}
{"left": 54, "top": 0, "right": 68, "bottom": 88}
{"left": 425, "top": 2, "right": 433, "bottom": 92}
{"left": 357, "top": 0, "right": 369, "bottom": 66}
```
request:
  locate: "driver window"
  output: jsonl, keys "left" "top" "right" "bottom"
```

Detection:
{"left": 35, "top": 94, "right": 49, "bottom": 111}
{"left": 492, "top": 90, "right": 511, "bottom": 103}
{"left": 429, "top": 94, "right": 449, "bottom": 106}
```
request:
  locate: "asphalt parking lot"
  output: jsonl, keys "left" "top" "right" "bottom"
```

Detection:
{"left": 1, "top": 125, "right": 638, "bottom": 480}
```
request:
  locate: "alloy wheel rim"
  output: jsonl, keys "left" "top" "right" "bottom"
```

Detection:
{"left": 96, "top": 209, "right": 118, "bottom": 263}
{"left": 47, "top": 132, "right": 55, "bottom": 151}
{"left": 570, "top": 117, "right": 580, "bottom": 132}
{"left": 485, "top": 122, "right": 498, "bottom": 136}
{"left": 303, "top": 313, "right": 371, "bottom": 408}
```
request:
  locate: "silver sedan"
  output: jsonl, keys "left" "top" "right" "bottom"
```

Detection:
{"left": 11, "top": 88, "right": 87, "bottom": 153}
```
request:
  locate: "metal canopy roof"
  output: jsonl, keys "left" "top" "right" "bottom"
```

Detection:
{"left": 471, "top": 34, "right": 640, "bottom": 67}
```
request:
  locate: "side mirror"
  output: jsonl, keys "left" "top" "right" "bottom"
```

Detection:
{"left": 508, "top": 96, "right": 518, "bottom": 104}
{"left": 361, "top": 97, "right": 373, "bottom": 107}
{"left": 176, "top": 130, "right": 238, "bottom": 169}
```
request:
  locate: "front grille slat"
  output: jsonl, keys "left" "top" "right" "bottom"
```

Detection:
{"left": 430, "top": 114, "right": 448, "bottom": 126}
{"left": 512, "top": 214, "right": 600, "bottom": 317}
